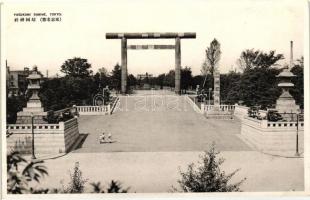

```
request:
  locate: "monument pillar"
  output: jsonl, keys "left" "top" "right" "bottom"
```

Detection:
{"left": 213, "top": 71, "right": 220, "bottom": 110}
{"left": 175, "top": 37, "right": 181, "bottom": 95}
{"left": 121, "top": 38, "right": 127, "bottom": 94}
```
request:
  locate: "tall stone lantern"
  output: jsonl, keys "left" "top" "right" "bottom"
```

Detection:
{"left": 275, "top": 68, "right": 300, "bottom": 114}
{"left": 275, "top": 41, "right": 300, "bottom": 115}
{"left": 16, "top": 66, "right": 48, "bottom": 124}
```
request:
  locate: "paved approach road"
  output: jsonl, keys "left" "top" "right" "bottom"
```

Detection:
{"left": 74, "top": 94, "right": 251, "bottom": 152}
{"left": 37, "top": 93, "right": 303, "bottom": 192}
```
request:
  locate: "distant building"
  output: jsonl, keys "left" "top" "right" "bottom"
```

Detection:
{"left": 137, "top": 72, "right": 153, "bottom": 90}
{"left": 137, "top": 72, "right": 153, "bottom": 80}
{"left": 6, "top": 61, "right": 44, "bottom": 96}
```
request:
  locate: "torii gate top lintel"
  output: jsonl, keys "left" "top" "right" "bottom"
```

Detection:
{"left": 106, "top": 32, "right": 196, "bottom": 39}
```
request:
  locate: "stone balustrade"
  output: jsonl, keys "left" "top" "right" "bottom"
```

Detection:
{"left": 7, "top": 124, "right": 62, "bottom": 131}
{"left": 243, "top": 116, "right": 304, "bottom": 129}
{"left": 76, "top": 105, "right": 111, "bottom": 115}
{"left": 201, "top": 104, "right": 235, "bottom": 112}
{"left": 265, "top": 121, "right": 304, "bottom": 129}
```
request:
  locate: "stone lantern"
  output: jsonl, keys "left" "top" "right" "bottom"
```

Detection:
{"left": 275, "top": 42, "right": 300, "bottom": 116}
{"left": 16, "top": 66, "right": 48, "bottom": 124}
{"left": 275, "top": 68, "right": 300, "bottom": 114}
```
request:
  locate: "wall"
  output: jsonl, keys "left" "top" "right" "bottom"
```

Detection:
{"left": 7, "top": 117, "right": 79, "bottom": 155}
{"left": 185, "top": 95, "right": 203, "bottom": 114}
{"left": 241, "top": 117, "right": 304, "bottom": 152}
{"left": 234, "top": 104, "right": 249, "bottom": 119}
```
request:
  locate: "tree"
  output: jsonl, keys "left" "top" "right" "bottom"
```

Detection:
{"left": 220, "top": 71, "right": 242, "bottom": 104}
{"left": 40, "top": 76, "right": 97, "bottom": 110}
{"left": 237, "top": 49, "right": 284, "bottom": 72}
{"left": 175, "top": 143, "right": 246, "bottom": 192}
{"left": 233, "top": 49, "right": 284, "bottom": 108}
{"left": 127, "top": 74, "right": 137, "bottom": 89}
{"left": 156, "top": 73, "right": 166, "bottom": 89}
{"left": 95, "top": 67, "right": 110, "bottom": 88}
{"left": 163, "top": 70, "right": 175, "bottom": 88}
{"left": 98, "top": 67, "right": 109, "bottom": 77}
{"left": 110, "top": 63, "right": 122, "bottom": 91}
{"left": 290, "top": 56, "right": 304, "bottom": 109}
{"left": 202, "top": 39, "right": 221, "bottom": 77}
{"left": 181, "top": 67, "right": 193, "bottom": 93}
{"left": 7, "top": 151, "right": 48, "bottom": 194}
{"left": 7, "top": 95, "right": 27, "bottom": 123}
{"left": 238, "top": 67, "right": 281, "bottom": 109}
{"left": 60, "top": 57, "right": 93, "bottom": 78}
{"left": 201, "top": 39, "right": 221, "bottom": 90}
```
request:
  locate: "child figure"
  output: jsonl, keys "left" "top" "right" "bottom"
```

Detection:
{"left": 99, "top": 132, "right": 106, "bottom": 143}
{"left": 107, "top": 133, "right": 112, "bottom": 143}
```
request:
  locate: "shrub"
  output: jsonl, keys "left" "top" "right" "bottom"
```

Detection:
{"left": 267, "top": 110, "right": 283, "bottom": 122}
{"left": 63, "top": 162, "right": 88, "bottom": 193}
{"left": 90, "top": 180, "right": 129, "bottom": 193}
{"left": 174, "top": 143, "right": 246, "bottom": 192}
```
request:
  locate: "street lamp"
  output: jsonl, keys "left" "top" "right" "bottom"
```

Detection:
{"left": 295, "top": 113, "right": 300, "bottom": 157}
{"left": 30, "top": 112, "right": 36, "bottom": 160}
{"left": 208, "top": 88, "right": 212, "bottom": 106}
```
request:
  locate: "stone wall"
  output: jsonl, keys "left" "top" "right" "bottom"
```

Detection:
{"left": 185, "top": 95, "right": 203, "bottom": 114}
{"left": 63, "top": 117, "right": 80, "bottom": 151}
{"left": 7, "top": 117, "right": 79, "bottom": 155}
{"left": 240, "top": 117, "right": 304, "bottom": 152}
{"left": 234, "top": 104, "right": 249, "bottom": 119}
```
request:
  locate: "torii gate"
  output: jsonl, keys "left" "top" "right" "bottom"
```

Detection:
{"left": 106, "top": 32, "right": 196, "bottom": 94}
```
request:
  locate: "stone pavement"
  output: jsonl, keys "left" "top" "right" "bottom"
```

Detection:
{"left": 74, "top": 95, "right": 250, "bottom": 152}
{"left": 33, "top": 151, "right": 304, "bottom": 192}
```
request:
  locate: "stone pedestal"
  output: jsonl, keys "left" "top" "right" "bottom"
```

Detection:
{"left": 205, "top": 71, "right": 233, "bottom": 119}
{"left": 16, "top": 112, "right": 48, "bottom": 124}
{"left": 205, "top": 109, "right": 234, "bottom": 120}
{"left": 276, "top": 91, "right": 300, "bottom": 114}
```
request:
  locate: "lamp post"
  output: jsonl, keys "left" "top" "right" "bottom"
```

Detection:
{"left": 31, "top": 112, "right": 36, "bottom": 160}
{"left": 295, "top": 113, "right": 300, "bottom": 157}
{"left": 208, "top": 88, "right": 212, "bottom": 106}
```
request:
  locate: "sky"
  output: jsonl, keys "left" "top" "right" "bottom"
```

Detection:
{"left": 4, "top": 0, "right": 305, "bottom": 77}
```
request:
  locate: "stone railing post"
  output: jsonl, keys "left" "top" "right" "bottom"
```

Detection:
{"left": 108, "top": 104, "right": 111, "bottom": 114}
{"left": 261, "top": 120, "right": 268, "bottom": 128}
{"left": 59, "top": 121, "right": 65, "bottom": 131}
{"left": 201, "top": 103, "right": 205, "bottom": 114}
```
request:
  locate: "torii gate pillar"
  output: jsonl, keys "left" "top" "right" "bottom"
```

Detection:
{"left": 121, "top": 38, "right": 127, "bottom": 94}
{"left": 175, "top": 37, "right": 181, "bottom": 95}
